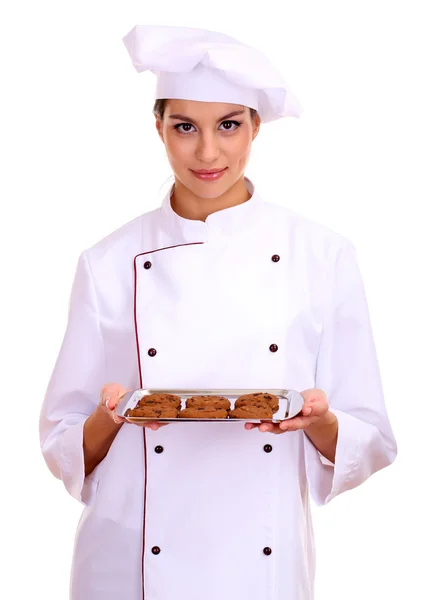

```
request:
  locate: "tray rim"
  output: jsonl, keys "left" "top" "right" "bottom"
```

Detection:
{"left": 117, "top": 388, "right": 304, "bottom": 423}
{"left": 124, "top": 416, "right": 286, "bottom": 423}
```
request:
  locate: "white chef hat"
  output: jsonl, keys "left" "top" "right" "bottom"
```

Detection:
{"left": 122, "top": 25, "right": 303, "bottom": 123}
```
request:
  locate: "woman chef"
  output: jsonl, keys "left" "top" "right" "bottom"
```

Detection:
{"left": 39, "top": 24, "right": 397, "bottom": 600}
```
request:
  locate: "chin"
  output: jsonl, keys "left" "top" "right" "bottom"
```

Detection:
{"left": 183, "top": 171, "right": 237, "bottom": 199}
{"left": 196, "top": 185, "right": 231, "bottom": 200}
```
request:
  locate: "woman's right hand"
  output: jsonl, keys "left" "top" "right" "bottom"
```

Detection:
{"left": 100, "top": 383, "right": 168, "bottom": 430}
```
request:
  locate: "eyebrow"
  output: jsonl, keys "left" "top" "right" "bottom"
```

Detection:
{"left": 168, "top": 110, "right": 245, "bottom": 124}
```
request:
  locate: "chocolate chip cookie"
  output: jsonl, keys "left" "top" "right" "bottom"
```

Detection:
{"left": 178, "top": 407, "right": 229, "bottom": 419}
{"left": 137, "top": 393, "right": 182, "bottom": 409}
{"left": 125, "top": 405, "right": 179, "bottom": 418}
{"left": 235, "top": 392, "right": 279, "bottom": 413}
{"left": 185, "top": 395, "right": 231, "bottom": 410}
{"left": 229, "top": 405, "right": 274, "bottom": 419}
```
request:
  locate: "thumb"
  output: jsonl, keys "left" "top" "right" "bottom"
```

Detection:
{"left": 101, "top": 382, "right": 128, "bottom": 410}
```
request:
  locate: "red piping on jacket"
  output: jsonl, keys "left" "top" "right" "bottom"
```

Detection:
{"left": 133, "top": 242, "right": 204, "bottom": 600}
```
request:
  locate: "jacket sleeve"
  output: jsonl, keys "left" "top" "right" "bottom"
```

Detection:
{"left": 39, "top": 251, "right": 105, "bottom": 505}
{"left": 304, "top": 241, "right": 397, "bottom": 505}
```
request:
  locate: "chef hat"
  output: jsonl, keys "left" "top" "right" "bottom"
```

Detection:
{"left": 122, "top": 25, "right": 303, "bottom": 123}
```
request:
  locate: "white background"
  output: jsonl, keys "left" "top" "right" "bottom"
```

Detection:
{"left": 1, "top": 1, "right": 435, "bottom": 598}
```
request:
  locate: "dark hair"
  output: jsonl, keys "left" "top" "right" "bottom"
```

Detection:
{"left": 153, "top": 98, "right": 258, "bottom": 121}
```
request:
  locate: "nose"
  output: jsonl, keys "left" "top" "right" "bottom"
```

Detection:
{"left": 195, "top": 131, "right": 221, "bottom": 164}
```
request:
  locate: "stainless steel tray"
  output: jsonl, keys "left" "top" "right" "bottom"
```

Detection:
{"left": 116, "top": 389, "right": 304, "bottom": 423}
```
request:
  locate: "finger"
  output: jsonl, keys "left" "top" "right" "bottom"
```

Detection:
{"left": 259, "top": 422, "right": 276, "bottom": 433}
{"left": 104, "top": 397, "right": 128, "bottom": 424}
{"left": 245, "top": 423, "right": 259, "bottom": 430}
{"left": 105, "top": 396, "right": 118, "bottom": 411}
{"left": 304, "top": 401, "right": 328, "bottom": 419}
{"left": 111, "top": 412, "right": 125, "bottom": 425}
{"left": 279, "top": 417, "right": 307, "bottom": 430}
{"left": 279, "top": 415, "right": 318, "bottom": 431}
{"left": 101, "top": 383, "right": 120, "bottom": 403}
{"left": 259, "top": 423, "right": 285, "bottom": 435}
{"left": 101, "top": 383, "right": 129, "bottom": 406}
{"left": 299, "top": 398, "right": 327, "bottom": 419}
{"left": 301, "top": 389, "right": 327, "bottom": 406}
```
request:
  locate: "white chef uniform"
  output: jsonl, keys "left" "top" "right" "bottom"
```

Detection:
{"left": 39, "top": 24, "right": 397, "bottom": 600}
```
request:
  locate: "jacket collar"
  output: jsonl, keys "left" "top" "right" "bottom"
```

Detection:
{"left": 160, "top": 176, "right": 264, "bottom": 244}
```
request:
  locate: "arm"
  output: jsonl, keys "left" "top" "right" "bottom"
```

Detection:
{"left": 304, "top": 410, "right": 338, "bottom": 464}
{"left": 39, "top": 251, "right": 114, "bottom": 504}
{"left": 83, "top": 403, "right": 123, "bottom": 477}
{"left": 303, "top": 241, "right": 397, "bottom": 505}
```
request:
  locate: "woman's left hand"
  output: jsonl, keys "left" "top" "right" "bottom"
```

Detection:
{"left": 244, "top": 388, "right": 329, "bottom": 435}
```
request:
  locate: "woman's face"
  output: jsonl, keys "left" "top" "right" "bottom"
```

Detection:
{"left": 155, "top": 100, "right": 261, "bottom": 199}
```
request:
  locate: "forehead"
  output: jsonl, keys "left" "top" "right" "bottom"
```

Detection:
{"left": 165, "top": 99, "right": 247, "bottom": 119}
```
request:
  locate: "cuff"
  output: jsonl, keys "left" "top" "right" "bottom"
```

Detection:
{"left": 318, "top": 451, "right": 335, "bottom": 467}
{"left": 304, "top": 408, "right": 360, "bottom": 505}
{"left": 59, "top": 419, "right": 99, "bottom": 505}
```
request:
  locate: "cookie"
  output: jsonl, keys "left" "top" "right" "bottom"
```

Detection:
{"left": 234, "top": 399, "right": 271, "bottom": 410}
{"left": 126, "top": 406, "right": 179, "bottom": 419}
{"left": 178, "top": 407, "right": 229, "bottom": 419}
{"left": 235, "top": 392, "right": 279, "bottom": 413}
{"left": 137, "top": 393, "right": 182, "bottom": 409}
{"left": 229, "top": 405, "right": 273, "bottom": 419}
{"left": 233, "top": 399, "right": 279, "bottom": 415}
{"left": 185, "top": 396, "right": 231, "bottom": 410}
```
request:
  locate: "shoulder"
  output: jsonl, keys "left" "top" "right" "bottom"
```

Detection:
{"left": 82, "top": 208, "right": 160, "bottom": 267}
{"left": 263, "top": 201, "right": 355, "bottom": 258}
{"left": 73, "top": 209, "right": 161, "bottom": 294}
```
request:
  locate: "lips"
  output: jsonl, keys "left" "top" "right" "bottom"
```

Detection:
{"left": 192, "top": 168, "right": 226, "bottom": 174}
{"left": 190, "top": 167, "right": 228, "bottom": 182}
{"left": 190, "top": 168, "right": 227, "bottom": 181}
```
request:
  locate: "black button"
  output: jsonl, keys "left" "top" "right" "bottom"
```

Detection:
{"left": 263, "top": 444, "right": 273, "bottom": 453}
{"left": 148, "top": 348, "right": 157, "bottom": 357}
{"left": 269, "top": 344, "right": 278, "bottom": 353}
{"left": 263, "top": 547, "right": 272, "bottom": 556}
{"left": 155, "top": 446, "right": 164, "bottom": 454}
{"left": 151, "top": 546, "right": 161, "bottom": 555}
{"left": 271, "top": 255, "right": 280, "bottom": 262}
{"left": 144, "top": 261, "right": 152, "bottom": 270}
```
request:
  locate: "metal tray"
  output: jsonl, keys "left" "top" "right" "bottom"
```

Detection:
{"left": 116, "top": 389, "right": 304, "bottom": 423}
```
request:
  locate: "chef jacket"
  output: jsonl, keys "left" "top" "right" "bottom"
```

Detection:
{"left": 40, "top": 176, "right": 397, "bottom": 600}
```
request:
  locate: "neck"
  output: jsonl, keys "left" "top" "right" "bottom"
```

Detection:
{"left": 170, "top": 175, "right": 251, "bottom": 222}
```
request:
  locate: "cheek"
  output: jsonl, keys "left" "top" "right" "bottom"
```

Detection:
{"left": 231, "top": 136, "right": 252, "bottom": 166}
{"left": 163, "top": 137, "right": 189, "bottom": 167}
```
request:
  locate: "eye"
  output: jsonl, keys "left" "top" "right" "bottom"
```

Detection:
{"left": 173, "top": 123, "right": 196, "bottom": 134}
{"left": 173, "top": 120, "right": 242, "bottom": 134}
{"left": 219, "top": 120, "right": 242, "bottom": 131}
